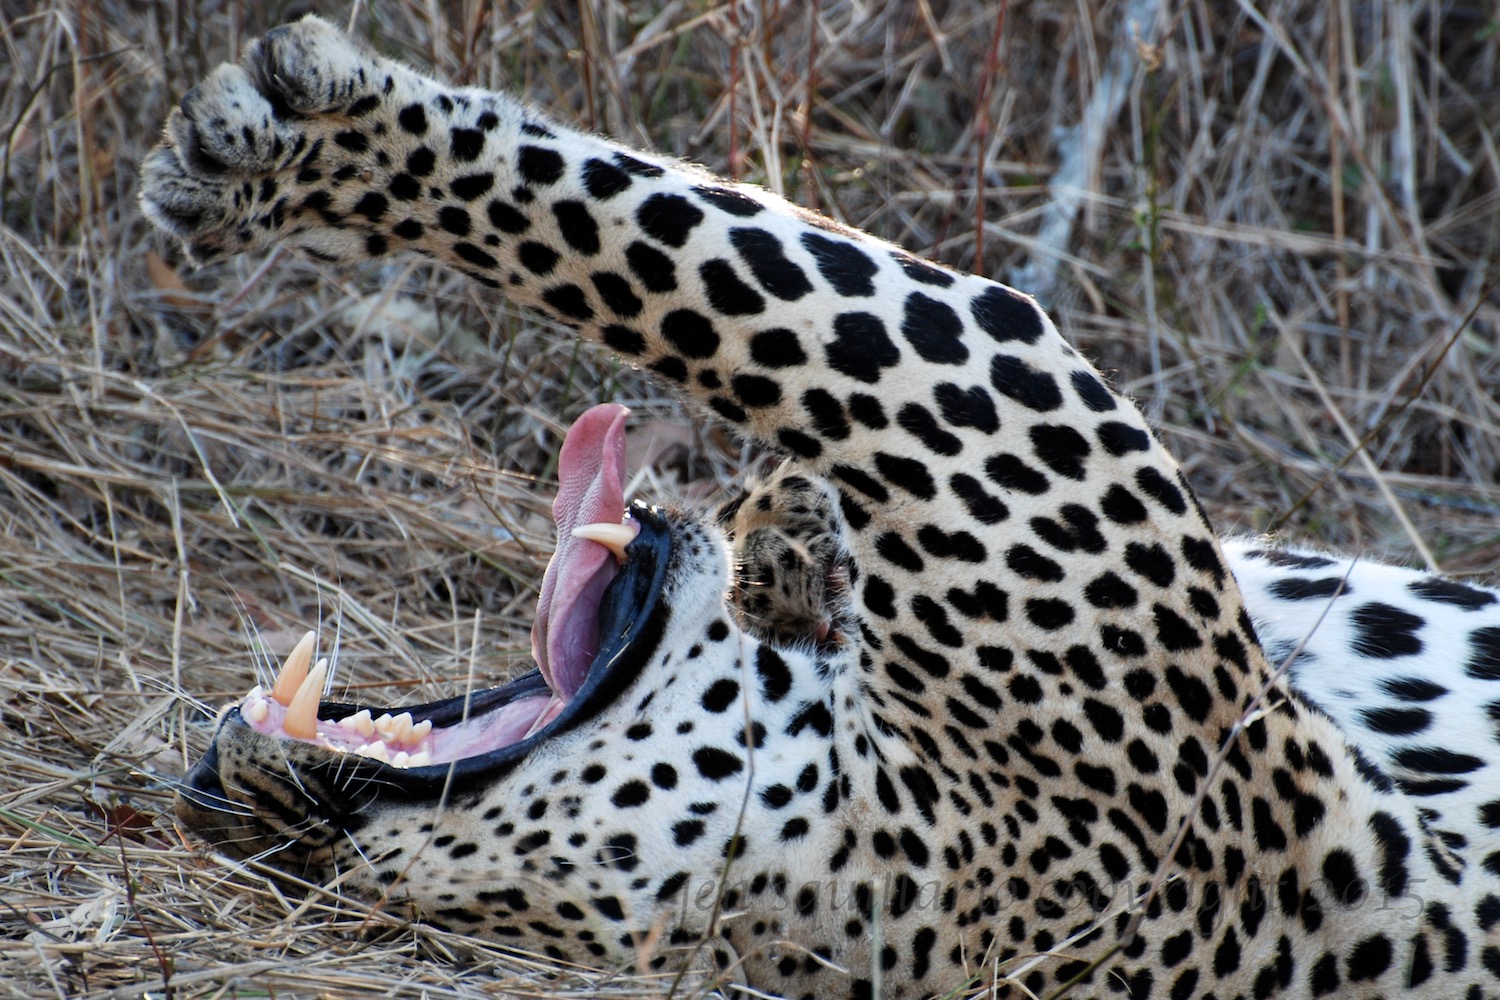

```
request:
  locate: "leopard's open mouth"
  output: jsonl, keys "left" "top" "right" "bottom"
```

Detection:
{"left": 183, "top": 404, "right": 672, "bottom": 798}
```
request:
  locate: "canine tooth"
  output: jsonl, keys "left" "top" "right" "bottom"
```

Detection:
{"left": 571, "top": 521, "right": 639, "bottom": 562}
{"left": 243, "top": 697, "right": 269, "bottom": 725}
{"left": 282, "top": 660, "right": 326, "bottom": 741}
{"left": 411, "top": 719, "right": 432, "bottom": 741}
{"left": 270, "top": 631, "right": 317, "bottom": 707}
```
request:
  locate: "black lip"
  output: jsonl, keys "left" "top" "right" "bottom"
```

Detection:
{"left": 199, "top": 502, "right": 673, "bottom": 807}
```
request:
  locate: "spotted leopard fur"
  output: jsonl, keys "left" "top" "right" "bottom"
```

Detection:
{"left": 142, "top": 18, "right": 1500, "bottom": 999}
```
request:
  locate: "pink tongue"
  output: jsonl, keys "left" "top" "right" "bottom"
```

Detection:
{"left": 533, "top": 403, "right": 630, "bottom": 699}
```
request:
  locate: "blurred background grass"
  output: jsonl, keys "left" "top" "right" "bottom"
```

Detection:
{"left": 1, "top": 1, "right": 1497, "bottom": 995}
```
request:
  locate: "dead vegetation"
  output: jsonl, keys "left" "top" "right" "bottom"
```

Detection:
{"left": 1, "top": 0, "right": 1497, "bottom": 996}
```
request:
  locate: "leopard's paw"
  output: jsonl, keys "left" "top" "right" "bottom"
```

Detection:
{"left": 244, "top": 16, "right": 389, "bottom": 116}
{"left": 141, "top": 62, "right": 297, "bottom": 260}
{"left": 140, "top": 16, "right": 420, "bottom": 265}
{"left": 727, "top": 463, "right": 848, "bottom": 647}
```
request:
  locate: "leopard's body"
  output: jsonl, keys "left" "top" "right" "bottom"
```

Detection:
{"left": 142, "top": 18, "right": 1500, "bottom": 999}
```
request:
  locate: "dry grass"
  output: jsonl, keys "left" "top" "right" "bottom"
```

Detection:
{"left": 2, "top": 0, "right": 1498, "bottom": 996}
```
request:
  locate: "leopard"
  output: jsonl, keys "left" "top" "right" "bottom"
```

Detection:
{"left": 140, "top": 17, "right": 1500, "bottom": 999}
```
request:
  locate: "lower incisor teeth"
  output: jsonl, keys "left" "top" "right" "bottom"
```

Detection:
{"left": 354, "top": 741, "right": 431, "bottom": 768}
{"left": 358, "top": 741, "right": 390, "bottom": 763}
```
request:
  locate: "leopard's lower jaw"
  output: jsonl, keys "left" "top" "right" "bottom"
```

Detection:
{"left": 147, "top": 16, "right": 1500, "bottom": 1000}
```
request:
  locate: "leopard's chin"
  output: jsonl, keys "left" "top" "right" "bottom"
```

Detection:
{"left": 176, "top": 502, "right": 672, "bottom": 823}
